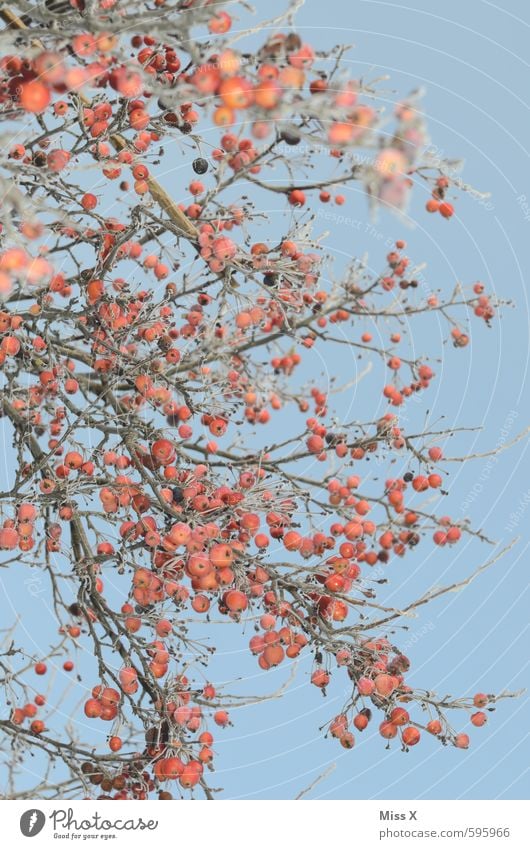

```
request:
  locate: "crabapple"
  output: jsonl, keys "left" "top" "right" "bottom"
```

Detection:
{"left": 402, "top": 727, "right": 420, "bottom": 746}
{"left": 439, "top": 202, "right": 454, "bottom": 219}
{"left": 311, "top": 669, "right": 330, "bottom": 688}
{"left": 357, "top": 677, "right": 375, "bottom": 696}
{"left": 81, "top": 193, "right": 98, "bottom": 211}
{"left": 20, "top": 80, "right": 50, "bottom": 113}
{"left": 374, "top": 674, "right": 396, "bottom": 698}
{"left": 214, "top": 710, "right": 230, "bottom": 727}
{"left": 354, "top": 713, "right": 369, "bottom": 731}
{"left": 379, "top": 721, "right": 398, "bottom": 740}
{"left": 390, "top": 708, "right": 409, "bottom": 726}
{"left": 454, "top": 733, "right": 470, "bottom": 749}
{"left": 84, "top": 699, "right": 102, "bottom": 719}
{"left": 340, "top": 732, "right": 355, "bottom": 749}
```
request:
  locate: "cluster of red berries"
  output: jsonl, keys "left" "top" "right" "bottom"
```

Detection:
{"left": 249, "top": 617, "right": 309, "bottom": 669}
{"left": 11, "top": 693, "right": 47, "bottom": 736}
{"left": 0, "top": 502, "right": 37, "bottom": 552}
{"left": 321, "top": 645, "right": 490, "bottom": 752}
{"left": 425, "top": 177, "right": 455, "bottom": 218}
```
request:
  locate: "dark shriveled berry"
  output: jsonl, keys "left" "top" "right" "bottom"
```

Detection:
{"left": 192, "top": 157, "right": 208, "bottom": 174}
{"left": 279, "top": 130, "right": 301, "bottom": 145}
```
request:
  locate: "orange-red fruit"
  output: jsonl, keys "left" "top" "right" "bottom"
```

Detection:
{"left": 81, "top": 193, "right": 97, "bottom": 211}
{"left": 379, "top": 721, "right": 398, "bottom": 739}
{"left": 225, "top": 590, "right": 248, "bottom": 613}
{"left": 210, "top": 543, "right": 233, "bottom": 568}
{"left": 119, "top": 667, "right": 138, "bottom": 688}
{"left": 389, "top": 707, "right": 409, "bottom": 726}
{"left": 84, "top": 698, "right": 102, "bottom": 718}
{"left": 163, "top": 756, "right": 184, "bottom": 780}
{"left": 311, "top": 669, "right": 329, "bottom": 688}
{"left": 340, "top": 732, "right": 355, "bottom": 749}
{"left": 0, "top": 527, "right": 19, "bottom": 549}
{"left": 214, "top": 710, "right": 229, "bottom": 727}
{"left": 357, "top": 677, "right": 375, "bottom": 696}
{"left": 439, "top": 202, "right": 454, "bottom": 219}
{"left": 329, "top": 714, "right": 348, "bottom": 738}
{"left": 262, "top": 644, "right": 284, "bottom": 667}
{"left": 20, "top": 80, "right": 50, "bottom": 113}
{"left": 353, "top": 713, "right": 369, "bottom": 731}
{"left": 109, "top": 735, "right": 122, "bottom": 751}
{"left": 179, "top": 761, "right": 202, "bottom": 788}
{"left": 374, "top": 673, "right": 395, "bottom": 698}
{"left": 151, "top": 438, "right": 176, "bottom": 466}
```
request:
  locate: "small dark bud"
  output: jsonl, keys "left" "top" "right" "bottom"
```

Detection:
{"left": 279, "top": 131, "right": 301, "bottom": 146}
{"left": 192, "top": 157, "right": 208, "bottom": 174}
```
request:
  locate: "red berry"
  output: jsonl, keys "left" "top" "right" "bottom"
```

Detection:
{"left": 454, "top": 733, "right": 470, "bottom": 749}
{"left": 439, "top": 202, "right": 454, "bottom": 219}
{"left": 379, "top": 721, "right": 398, "bottom": 739}
{"left": 402, "top": 726, "right": 420, "bottom": 746}
{"left": 81, "top": 193, "right": 98, "bottom": 211}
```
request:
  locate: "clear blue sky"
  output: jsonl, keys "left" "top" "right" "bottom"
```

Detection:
{"left": 1, "top": 0, "right": 528, "bottom": 801}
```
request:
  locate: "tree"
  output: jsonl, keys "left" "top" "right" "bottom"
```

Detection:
{"left": 0, "top": 0, "right": 519, "bottom": 800}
